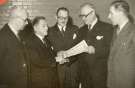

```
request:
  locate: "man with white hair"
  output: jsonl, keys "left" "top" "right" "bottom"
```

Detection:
{"left": 76, "top": 3, "right": 114, "bottom": 88}
{"left": 0, "top": 6, "right": 29, "bottom": 88}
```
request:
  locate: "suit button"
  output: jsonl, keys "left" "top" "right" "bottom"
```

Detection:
{"left": 23, "top": 63, "right": 26, "bottom": 67}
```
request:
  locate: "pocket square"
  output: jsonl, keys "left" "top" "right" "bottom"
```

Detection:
{"left": 73, "top": 33, "right": 77, "bottom": 39}
{"left": 96, "top": 35, "right": 104, "bottom": 40}
{"left": 51, "top": 46, "right": 54, "bottom": 50}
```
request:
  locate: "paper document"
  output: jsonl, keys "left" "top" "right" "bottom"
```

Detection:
{"left": 65, "top": 40, "right": 88, "bottom": 57}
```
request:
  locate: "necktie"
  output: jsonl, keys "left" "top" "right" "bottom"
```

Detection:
{"left": 88, "top": 24, "right": 91, "bottom": 31}
{"left": 112, "top": 25, "right": 119, "bottom": 41}
{"left": 61, "top": 27, "right": 65, "bottom": 36}
{"left": 42, "top": 38, "right": 47, "bottom": 47}
{"left": 116, "top": 26, "right": 121, "bottom": 35}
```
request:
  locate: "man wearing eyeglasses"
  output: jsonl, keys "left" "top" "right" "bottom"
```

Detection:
{"left": 48, "top": 7, "right": 79, "bottom": 88}
{"left": 76, "top": 3, "right": 114, "bottom": 88}
{"left": 0, "top": 6, "right": 29, "bottom": 88}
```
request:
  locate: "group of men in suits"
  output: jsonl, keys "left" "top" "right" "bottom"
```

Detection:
{"left": 54, "top": 3, "right": 114, "bottom": 88}
{"left": 0, "top": 6, "right": 29, "bottom": 88}
{"left": 0, "top": 0, "right": 135, "bottom": 88}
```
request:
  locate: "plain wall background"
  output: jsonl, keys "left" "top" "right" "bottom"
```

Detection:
{"left": 0, "top": 0, "right": 134, "bottom": 28}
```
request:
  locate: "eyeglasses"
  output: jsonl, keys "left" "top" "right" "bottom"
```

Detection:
{"left": 57, "top": 16, "right": 68, "bottom": 20}
{"left": 79, "top": 11, "right": 93, "bottom": 18}
{"left": 21, "top": 18, "right": 28, "bottom": 23}
{"left": 17, "top": 16, "right": 28, "bottom": 23}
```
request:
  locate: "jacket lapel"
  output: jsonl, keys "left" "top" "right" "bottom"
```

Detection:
{"left": 110, "top": 22, "right": 132, "bottom": 57}
{"left": 6, "top": 24, "right": 23, "bottom": 46}
{"left": 32, "top": 34, "right": 47, "bottom": 50}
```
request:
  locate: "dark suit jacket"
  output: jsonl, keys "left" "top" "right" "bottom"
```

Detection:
{"left": 108, "top": 22, "right": 135, "bottom": 88}
{"left": 48, "top": 24, "right": 79, "bottom": 88}
{"left": 24, "top": 33, "right": 58, "bottom": 88}
{"left": 77, "top": 20, "right": 114, "bottom": 88}
{"left": 0, "top": 24, "right": 29, "bottom": 88}
{"left": 48, "top": 24, "right": 79, "bottom": 65}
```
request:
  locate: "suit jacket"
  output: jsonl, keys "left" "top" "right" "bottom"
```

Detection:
{"left": 48, "top": 24, "right": 79, "bottom": 65}
{"left": 107, "top": 22, "right": 135, "bottom": 88}
{"left": 48, "top": 24, "right": 79, "bottom": 88}
{"left": 77, "top": 20, "right": 113, "bottom": 88}
{"left": 0, "top": 24, "right": 29, "bottom": 88}
{"left": 24, "top": 33, "right": 58, "bottom": 88}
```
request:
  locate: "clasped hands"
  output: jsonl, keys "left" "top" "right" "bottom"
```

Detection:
{"left": 55, "top": 45, "right": 95, "bottom": 64}
{"left": 55, "top": 51, "right": 69, "bottom": 64}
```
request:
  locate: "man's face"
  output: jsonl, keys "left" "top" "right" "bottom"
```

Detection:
{"left": 108, "top": 6, "right": 121, "bottom": 25}
{"left": 16, "top": 10, "right": 28, "bottom": 31}
{"left": 80, "top": 6, "right": 95, "bottom": 25}
{"left": 56, "top": 10, "right": 68, "bottom": 27}
{"left": 35, "top": 19, "right": 48, "bottom": 36}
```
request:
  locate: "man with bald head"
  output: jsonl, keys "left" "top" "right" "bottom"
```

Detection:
{"left": 0, "top": 6, "right": 29, "bottom": 88}
{"left": 76, "top": 3, "right": 114, "bottom": 88}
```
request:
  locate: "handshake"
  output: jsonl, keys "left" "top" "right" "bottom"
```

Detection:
{"left": 55, "top": 40, "right": 95, "bottom": 64}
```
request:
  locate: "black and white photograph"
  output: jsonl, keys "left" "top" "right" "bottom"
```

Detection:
{"left": 0, "top": 0, "right": 135, "bottom": 88}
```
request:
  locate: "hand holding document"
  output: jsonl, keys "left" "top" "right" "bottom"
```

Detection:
{"left": 55, "top": 40, "right": 95, "bottom": 64}
{"left": 64, "top": 40, "right": 95, "bottom": 58}
{"left": 86, "top": 45, "right": 95, "bottom": 54}
{"left": 55, "top": 51, "right": 69, "bottom": 64}
{"left": 55, "top": 56, "right": 69, "bottom": 64}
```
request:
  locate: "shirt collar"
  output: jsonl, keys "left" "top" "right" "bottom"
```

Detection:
{"left": 8, "top": 23, "right": 18, "bottom": 37}
{"left": 90, "top": 18, "right": 98, "bottom": 29}
{"left": 35, "top": 33, "right": 44, "bottom": 42}
{"left": 119, "top": 20, "right": 129, "bottom": 31}
{"left": 58, "top": 25, "right": 66, "bottom": 31}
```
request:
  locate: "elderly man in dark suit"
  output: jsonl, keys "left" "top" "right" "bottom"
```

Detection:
{"left": 23, "top": 16, "right": 58, "bottom": 88}
{"left": 0, "top": 6, "right": 29, "bottom": 88}
{"left": 107, "top": 0, "right": 135, "bottom": 88}
{"left": 48, "top": 7, "right": 79, "bottom": 88}
{"left": 75, "top": 3, "right": 114, "bottom": 88}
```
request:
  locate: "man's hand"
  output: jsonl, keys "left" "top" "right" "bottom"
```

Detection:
{"left": 85, "top": 45, "right": 95, "bottom": 54}
{"left": 57, "top": 51, "right": 67, "bottom": 59}
{"left": 55, "top": 51, "right": 69, "bottom": 64}
{"left": 55, "top": 56, "right": 69, "bottom": 64}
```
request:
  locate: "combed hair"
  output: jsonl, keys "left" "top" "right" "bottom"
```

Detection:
{"left": 56, "top": 7, "right": 69, "bottom": 15}
{"left": 32, "top": 16, "right": 46, "bottom": 26}
{"left": 111, "top": 0, "right": 134, "bottom": 23}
